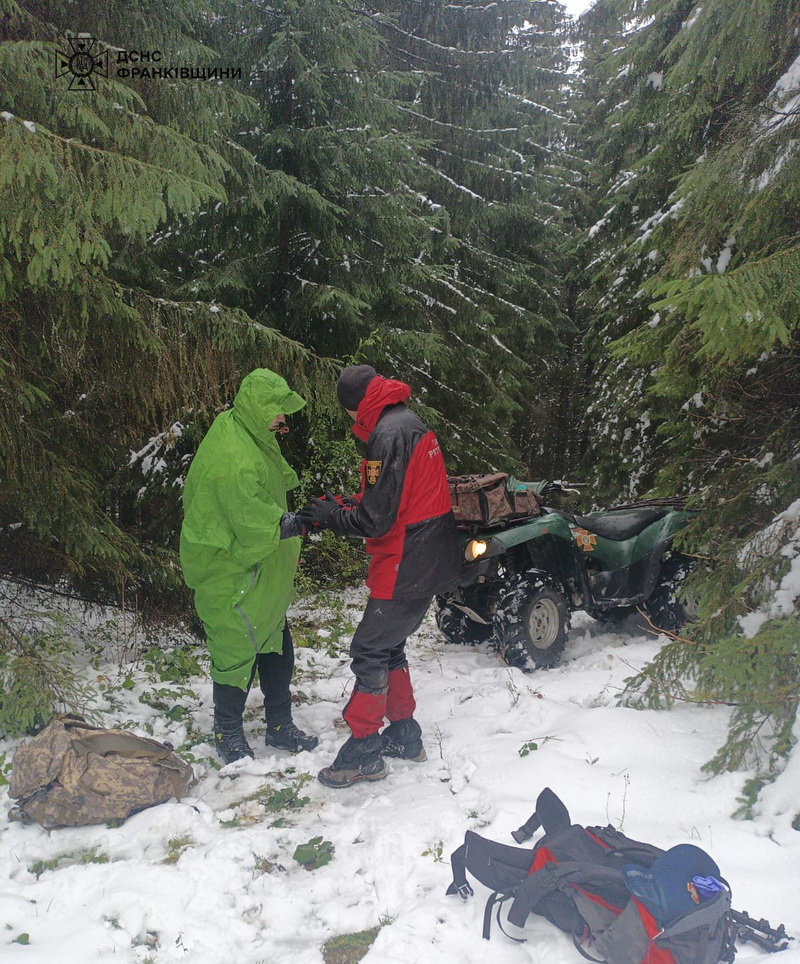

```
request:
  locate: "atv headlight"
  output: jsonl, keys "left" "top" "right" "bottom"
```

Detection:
{"left": 465, "top": 539, "right": 488, "bottom": 562}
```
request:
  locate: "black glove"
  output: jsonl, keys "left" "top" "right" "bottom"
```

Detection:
{"left": 320, "top": 489, "right": 358, "bottom": 508}
{"left": 299, "top": 495, "right": 340, "bottom": 531}
{"left": 279, "top": 511, "right": 306, "bottom": 539}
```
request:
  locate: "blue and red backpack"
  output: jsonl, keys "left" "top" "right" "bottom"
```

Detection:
{"left": 446, "top": 788, "right": 788, "bottom": 963}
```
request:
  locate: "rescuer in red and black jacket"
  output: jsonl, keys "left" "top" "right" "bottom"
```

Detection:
{"left": 299, "top": 365, "right": 459, "bottom": 788}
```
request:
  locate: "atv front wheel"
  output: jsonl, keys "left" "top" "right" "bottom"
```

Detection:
{"left": 494, "top": 571, "right": 570, "bottom": 670}
{"left": 434, "top": 598, "right": 494, "bottom": 646}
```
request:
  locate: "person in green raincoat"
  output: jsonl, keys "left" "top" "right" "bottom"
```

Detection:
{"left": 180, "top": 368, "right": 319, "bottom": 764}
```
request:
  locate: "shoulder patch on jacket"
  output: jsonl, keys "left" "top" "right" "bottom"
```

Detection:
{"left": 366, "top": 460, "right": 382, "bottom": 485}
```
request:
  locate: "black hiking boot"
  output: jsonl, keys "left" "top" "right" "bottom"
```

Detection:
{"left": 380, "top": 718, "right": 426, "bottom": 762}
{"left": 318, "top": 734, "right": 387, "bottom": 788}
{"left": 212, "top": 681, "right": 254, "bottom": 764}
{"left": 213, "top": 719, "right": 255, "bottom": 764}
{"left": 265, "top": 722, "right": 319, "bottom": 753}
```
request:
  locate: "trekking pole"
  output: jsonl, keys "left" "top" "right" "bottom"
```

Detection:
{"left": 731, "top": 910, "right": 792, "bottom": 953}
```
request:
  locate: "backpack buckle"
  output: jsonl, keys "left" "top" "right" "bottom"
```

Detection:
{"left": 457, "top": 883, "right": 474, "bottom": 900}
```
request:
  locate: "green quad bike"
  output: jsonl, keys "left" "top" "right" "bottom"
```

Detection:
{"left": 435, "top": 480, "right": 699, "bottom": 671}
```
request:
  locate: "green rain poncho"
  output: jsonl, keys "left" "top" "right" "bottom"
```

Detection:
{"left": 180, "top": 369, "right": 306, "bottom": 689}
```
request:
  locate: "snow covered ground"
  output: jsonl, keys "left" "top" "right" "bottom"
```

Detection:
{"left": 1, "top": 584, "right": 799, "bottom": 964}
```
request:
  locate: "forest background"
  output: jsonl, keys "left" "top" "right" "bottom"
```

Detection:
{"left": 1, "top": 0, "right": 799, "bottom": 802}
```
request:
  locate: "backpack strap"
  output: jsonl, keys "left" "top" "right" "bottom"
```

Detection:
{"left": 446, "top": 842, "right": 475, "bottom": 900}
{"left": 446, "top": 830, "right": 535, "bottom": 899}
{"left": 507, "top": 861, "right": 626, "bottom": 929}
{"left": 507, "top": 860, "right": 571, "bottom": 928}
{"left": 512, "top": 786, "right": 571, "bottom": 842}
{"left": 71, "top": 733, "right": 174, "bottom": 760}
{"left": 483, "top": 892, "right": 526, "bottom": 943}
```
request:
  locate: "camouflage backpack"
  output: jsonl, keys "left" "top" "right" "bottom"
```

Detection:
{"left": 8, "top": 714, "right": 195, "bottom": 829}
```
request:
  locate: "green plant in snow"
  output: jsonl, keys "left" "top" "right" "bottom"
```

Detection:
{"left": 293, "top": 836, "right": 335, "bottom": 871}
{"left": 30, "top": 847, "right": 109, "bottom": 877}
{"left": 321, "top": 926, "right": 381, "bottom": 964}
{"left": 421, "top": 841, "right": 444, "bottom": 862}
{"left": 0, "top": 613, "right": 91, "bottom": 738}
{"left": 162, "top": 835, "right": 193, "bottom": 865}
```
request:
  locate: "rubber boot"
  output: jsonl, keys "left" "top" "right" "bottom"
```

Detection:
{"left": 212, "top": 682, "right": 254, "bottom": 764}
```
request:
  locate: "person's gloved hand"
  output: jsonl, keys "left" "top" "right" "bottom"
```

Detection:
{"left": 299, "top": 494, "right": 340, "bottom": 531}
{"left": 321, "top": 489, "right": 358, "bottom": 508}
{"left": 279, "top": 512, "right": 306, "bottom": 539}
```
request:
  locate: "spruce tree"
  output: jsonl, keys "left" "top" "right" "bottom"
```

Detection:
{"left": 573, "top": 0, "right": 800, "bottom": 795}
{"left": 0, "top": 0, "right": 330, "bottom": 591}
{"left": 363, "top": 0, "right": 582, "bottom": 473}
{"left": 180, "top": 0, "right": 580, "bottom": 474}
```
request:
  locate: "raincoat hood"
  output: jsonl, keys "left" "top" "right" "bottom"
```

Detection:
{"left": 352, "top": 377, "right": 412, "bottom": 441}
{"left": 232, "top": 368, "right": 306, "bottom": 445}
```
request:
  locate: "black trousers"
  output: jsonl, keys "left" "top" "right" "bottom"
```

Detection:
{"left": 214, "top": 622, "right": 295, "bottom": 727}
{"left": 350, "top": 596, "right": 431, "bottom": 693}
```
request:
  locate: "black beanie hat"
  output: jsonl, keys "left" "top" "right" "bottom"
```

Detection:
{"left": 336, "top": 365, "right": 378, "bottom": 411}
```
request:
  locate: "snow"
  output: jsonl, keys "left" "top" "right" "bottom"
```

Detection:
{"left": 760, "top": 51, "right": 800, "bottom": 134}
{"left": 588, "top": 205, "right": 615, "bottom": 239}
{"left": 737, "top": 499, "right": 800, "bottom": 638}
{"left": 716, "top": 236, "right": 735, "bottom": 274}
{"left": 683, "top": 7, "right": 703, "bottom": 30}
{"left": 622, "top": 15, "right": 656, "bottom": 37}
{"left": 750, "top": 141, "right": 798, "bottom": 192}
{"left": 637, "top": 197, "right": 685, "bottom": 243}
{"left": 560, "top": 0, "right": 596, "bottom": 17}
{"left": 2, "top": 584, "right": 800, "bottom": 963}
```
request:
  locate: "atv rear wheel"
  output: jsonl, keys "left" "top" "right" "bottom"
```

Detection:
{"left": 643, "top": 554, "right": 698, "bottom": 633}
{"left": 434, "top": 598, "right": 494, "bottom": 646}
{"left": 494, "top": 571, "right": 570, "bottom": 670}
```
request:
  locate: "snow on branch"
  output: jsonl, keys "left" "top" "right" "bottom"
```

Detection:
{"left": 420, "top": 161, "right": 486, "bottom": 201}
{"left": 498, "top": 85, "right": 566, "bottom": 119}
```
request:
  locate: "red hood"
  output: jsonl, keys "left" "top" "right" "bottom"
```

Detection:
{"left": 352, "top": 377, "right": 412, "bottom": 441}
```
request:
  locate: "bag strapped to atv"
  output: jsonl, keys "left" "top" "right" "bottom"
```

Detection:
{"left": 446, "top": 788, "right": 792, "bottom": 962}
{"left": 448, "top": 473, "right": 540, "bottom": 527}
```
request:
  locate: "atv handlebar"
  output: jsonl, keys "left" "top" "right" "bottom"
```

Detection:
{"left": 536, "top": 480, "right": 586, "bottom": 497}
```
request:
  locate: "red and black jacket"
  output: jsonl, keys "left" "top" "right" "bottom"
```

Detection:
{"left": 328, "top": 377, "right": 460, "bottom": 600}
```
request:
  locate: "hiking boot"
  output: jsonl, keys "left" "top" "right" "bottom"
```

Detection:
{"left": 380, "top": 718, "right": 426, "bottom": 762}
{"left": 213, "top": 719, "right": 255, "bottom": 765}
{"left": 265, "top": 722, "right": 319, "bottom": 753}
{"left": 318, "top": 734, "right": 387, "bottom": 788}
